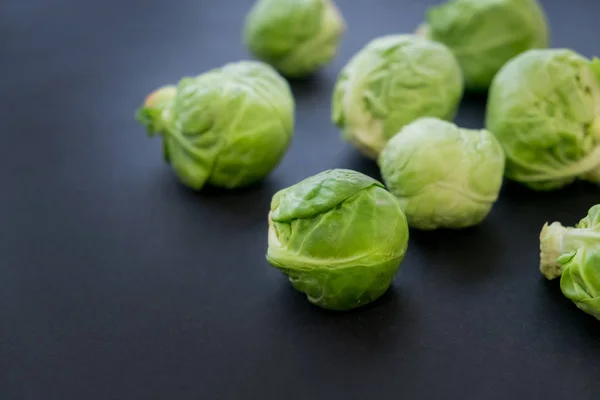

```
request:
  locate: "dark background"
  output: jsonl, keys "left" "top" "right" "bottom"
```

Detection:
{"left": 2, "top": 0, "right": 600, "bottom": 399}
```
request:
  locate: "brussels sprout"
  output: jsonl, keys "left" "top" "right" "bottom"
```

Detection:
{"left": 267, "top": 169, "right": 409, "bottom": 311}
{"left": 332, "top": 34, "right": 463, "bottom": 159}
{"left": 539, "top": 205, "right": 600, "bottom": 320}
{"left": 136, "top": 61, "right": 294, "bottom": 190}
{"left": 421, "top": 0, "right": 549, "bottom": 91}
{"left": 244, "top": 0, "right": 345, "bottom": 78}
{"left": 486, "top": 49, "right": 600, "bottom": 191}
{"left": 379, "top": 118, "right": 505, "bottom": 230}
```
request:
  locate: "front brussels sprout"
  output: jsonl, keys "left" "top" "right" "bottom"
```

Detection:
{"left": 486, "top": 49, "right": 600, "bottom": 191}
{"left": 378, "top": 118, "right": 505, "bottom": 230}
{"left": 332, "top": 34, "right": 463, "bottom": 159}
{"left": 136, "top": 61, "right": 294, "bottom": 190}
{"left": 539, "top": 205, "right": 600, "bottom": 320}
{"left": 267, "top": 169, "right": 409, "bottom": 311}
{"left": 421, "top": 0, "right": 549, "bottom": 91}
{"left": 243, "top": 0, "right": 345, "bottom": 78}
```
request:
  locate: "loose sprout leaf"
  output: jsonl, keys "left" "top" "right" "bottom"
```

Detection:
{"left": 135, "top": 107, "right": 162, "bottom": 136}
{"left": 271, "top": 169, "right": 383, "bottom": 222}
{"left": 591, "top": 57, "right": 600, "bottom": 82}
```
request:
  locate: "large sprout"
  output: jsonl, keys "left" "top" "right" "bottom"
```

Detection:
{"left": 379, "top": 118, "right": 505, "bottom": 230}
{"left": 332, "top": 34, "right": 463, "bottom": 159}
{"left": 540, "top": 205, "right": 600, "bottom": 320}
{"left": 421, "top": 0, "right": 549, "bottom": 91}
{"left": 486, "top": 49, "right": 600, "bottom": 191}
{"left": 267, "top": 169, "right": 409, "bottom": 311}
{"left": 244, "top": 0, "right": 345, "bottom": 78}
{"left": 136, "top": 61, "right": 294, "bottom": 190}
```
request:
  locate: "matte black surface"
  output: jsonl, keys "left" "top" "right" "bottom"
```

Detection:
{"left": 2, "top": 0, "right": 600, "bottom": 399}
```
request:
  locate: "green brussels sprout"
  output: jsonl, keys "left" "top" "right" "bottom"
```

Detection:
{"left": 332, "top": 34, "right": 464, "bottom": 159}
{"left": 421, "top": 0, "right": 549, "bottom": 91}
{"left": 539, "top": 205, "right": 600, "bottom": 320}
{"left": 243, "top": 0, "right": 345, "bottom": 78}
{"left": 136, "top": 61, "right": 294, "bottom": 190}
{"left": 379, "top": 118, "right": 505, "bottom": 230}
{"left": 486, "top": 49, "right": 600, "bottom": 191}
{"left": 267, "top": 169, "right": 409, "bottom": 311}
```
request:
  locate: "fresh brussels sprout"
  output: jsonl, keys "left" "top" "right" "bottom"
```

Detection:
{"left": 244, "top": 0, "right": 345, "bottom": 78}
{"left": 136, "top": 61, "right": 294, "bottom": 190}
{"left": 421, "top": 0, "right": 549, "bottom": 91}
{"left": 267, "top": 169, "right": 409, "bottom": 311}
{"left": 379, "top": 118, "right": 505, "bottom": 230}
{"left": 332, "top": 34, "right": 463, "bottom": 159}
{"left": 486, "top": 49, "right": 600, "bottom": 191}
{"left": 540, "top": 205, "right": 600, "bottom": 320}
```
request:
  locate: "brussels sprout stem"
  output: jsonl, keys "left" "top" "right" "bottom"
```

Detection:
{"left": 415, "top": 23, "right": 430, "bottom": 38}
{"left": 135, "top": 85, "right": 176, "bottom": 136}
{"left": 540, "top": 221, "right": 600, "bottom": 279}
{"left": 539, "top": 222, "right": 569, "bottom": 280}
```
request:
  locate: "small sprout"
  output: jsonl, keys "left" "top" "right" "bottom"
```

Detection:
{"left": 244, "top": 0, "right": 345, "bottom": 78}
{"left": 486, "top": 49, "right": 600, "bottom": 190}
{"left": 267, "top": 169, "right": 409, "bottom": 311}
{"left": 378, "top": 118, "right": 505, "bottom": 230}
{"left": 332, "top": 34, "right": 464, "bottom": 159}
{"left": 421, "top": 0, "right": 549, "bottom": 91}
{"left": 136, "top": 61, "right": 294, "bottom": 191}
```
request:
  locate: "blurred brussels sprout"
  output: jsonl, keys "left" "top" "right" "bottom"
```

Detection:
{"left": 136, "top": 61, "right": 294, "bottom": 190}
{"left": 379, "top": 118, "right": 505, "bottom": 230}
{"left": 540, "top": 205, "right": 600, "bottom": 320}
{"left": 244, "top": 0, "right": 345, "bottom": 78}
{"left": 332, "top": 34, "right": 463, "bottom": 159}
{"left": 421, "top": 0, "right": 549, "bottom": 91}
{"left": 486, "top": 49, "right": 600, "bottom": 191}
{"left": 267, "top": 169, "right": 409, "bottom": 311}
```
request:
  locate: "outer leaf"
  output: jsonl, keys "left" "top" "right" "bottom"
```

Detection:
{"left": 271, "top": 169, "right": 382, "bottom": 222}
{"left": 577, "top": 205, "right": 600, "bottom": 229}
{"left": 266, "top": 169, "right": 409, "bottom": 311}
{"left": 560, "top": 248, "right": 600, "bottom": 320}
{"left": 135, "top": 85, "right": 177, "bottom": 136}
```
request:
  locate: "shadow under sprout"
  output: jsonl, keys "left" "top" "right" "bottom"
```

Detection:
{"left": 408, "top": 221, "right": 507, "bottom": 284}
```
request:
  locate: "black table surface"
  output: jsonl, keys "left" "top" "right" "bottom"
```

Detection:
{"left": 2, "top": 0, "right": 600, "bottom": 399}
